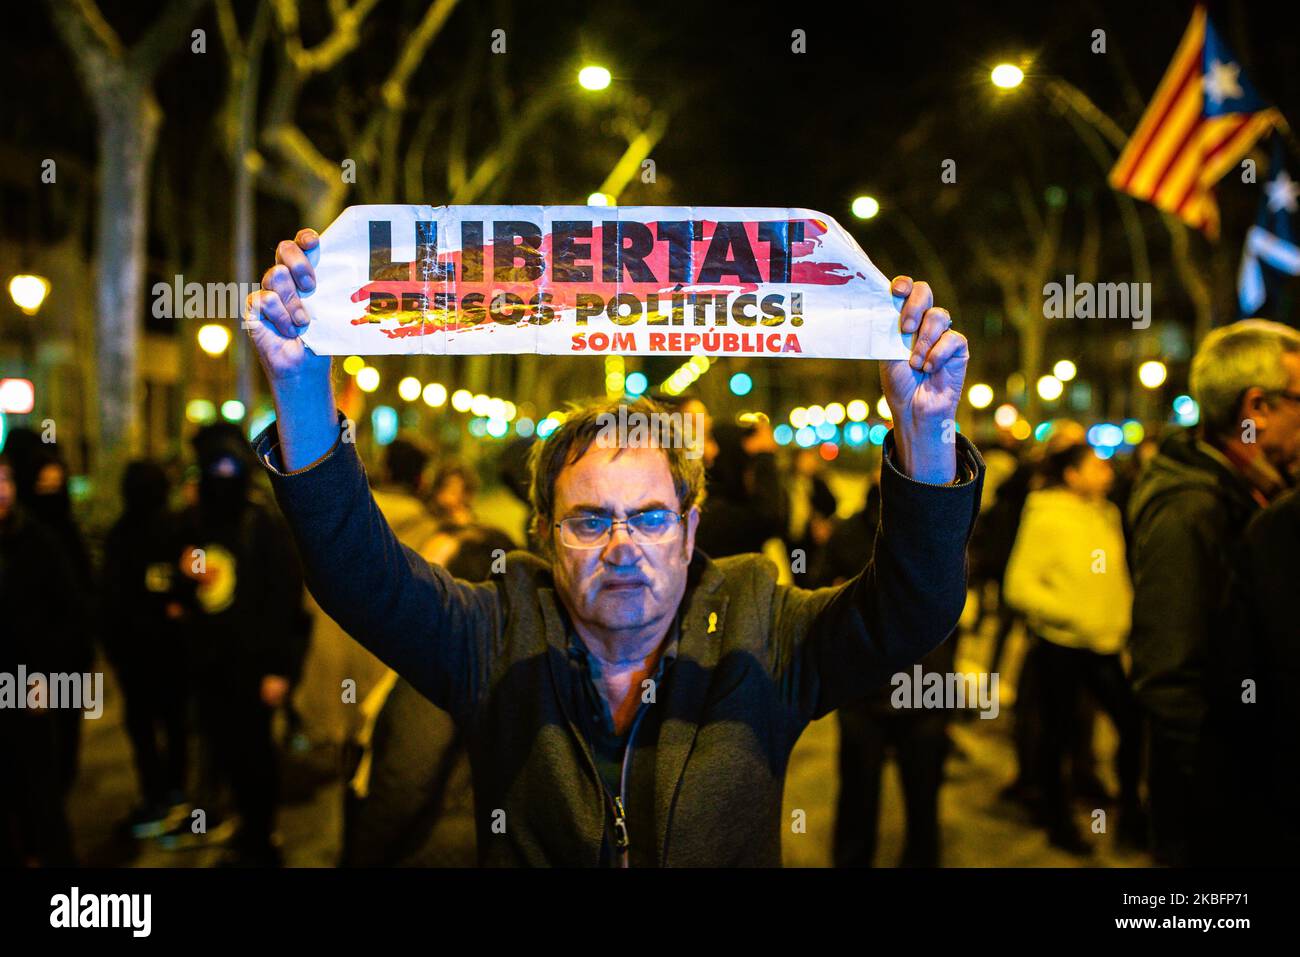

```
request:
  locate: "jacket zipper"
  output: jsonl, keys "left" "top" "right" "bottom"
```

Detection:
{"left": 607, "top": 701, "right": 652, "bottom": 868}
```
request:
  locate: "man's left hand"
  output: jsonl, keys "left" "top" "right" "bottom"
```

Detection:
{"left": 880, "top": 276, "right": 969, "bottom": 484}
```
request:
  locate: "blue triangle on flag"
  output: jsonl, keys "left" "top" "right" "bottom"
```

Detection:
{"left": 1203, "top": 17, "right": 1269, "bottom": 117}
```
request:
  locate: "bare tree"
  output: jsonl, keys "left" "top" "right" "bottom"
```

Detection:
{"left": 47, "top": 0, "right": 210, "bottom": 465}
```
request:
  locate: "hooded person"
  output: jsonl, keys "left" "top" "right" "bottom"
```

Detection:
{"left": 102, "top": 460, "right": 191, "bottom": 836}
{"left": 3, "top": 430, "right": 93, "bottom": 797}
{"left": 169, "top": 422, "right": 309, "bottom": 866}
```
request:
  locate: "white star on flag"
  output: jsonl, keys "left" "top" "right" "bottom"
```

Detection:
{"left": 1204, "top": 59, "right": 1244, "bottom": 105}
{"left": 1265, "top": 170, "right": 1300, "bottom": 214}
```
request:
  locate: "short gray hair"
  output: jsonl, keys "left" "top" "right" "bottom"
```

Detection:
{"left": 1190, "top": 319, "right": 1300, "bottom": 440}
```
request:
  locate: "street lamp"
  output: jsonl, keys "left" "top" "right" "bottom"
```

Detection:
{"left": 197, "top": 323, "right": 232, "bottom": 356}
{"left": 356, "top": 367, "right": 381, "bottom": 393}
{"left": 398, "top": 376, "right": 422, "bottom": 402}
{"left": 1053, "top": 359, "right": 1078, "bottom": 381}
{"left": 8, "top": 275, "right": 50, "bottom": 315}
{"left": 1037, "top": 374, "right": 1065, "bottom": 401}
{"left": 991, "top": 64, "right": 1025, "bottom": 90}
{"left": 1138, "top": 360, "right": 1167, "bottom": 389}
{"left": 851, "top": 196, "right": 880, "bottom": 220}
{"left": 968, "top": 383, "right": 995, "bottom": 409}
{"left": 578, "top": 65, "right": 611, "bottom": 91}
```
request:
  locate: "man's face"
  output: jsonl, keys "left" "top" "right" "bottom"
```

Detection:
{"left": 550, "top": 444, "right": 699, "bottom": 642}
{"left": 1259, "top": 353, "right": 1300, "bottom": 476}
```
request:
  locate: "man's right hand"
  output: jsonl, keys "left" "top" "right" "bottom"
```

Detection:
{"left": 245, "top": 228, "right": 330, "bottom": 384}
{"left": 245, "top": 228, "right": 341, "bottom": 471}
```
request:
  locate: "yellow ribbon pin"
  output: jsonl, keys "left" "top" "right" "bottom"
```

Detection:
{"left": 707, "top": 612, "right": 718, "bottom": 634}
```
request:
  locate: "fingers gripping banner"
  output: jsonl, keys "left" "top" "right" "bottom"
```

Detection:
{"left": 300, "top": 205, "right": 912, "bottom": 360}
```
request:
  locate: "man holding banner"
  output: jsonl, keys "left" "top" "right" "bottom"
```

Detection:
{"left": 243, "top": 217, "right": 983, "bottom": 866}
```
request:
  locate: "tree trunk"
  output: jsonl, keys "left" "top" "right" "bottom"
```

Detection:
{"left": 94, "top": 79, "right": 161, "bottom": 461}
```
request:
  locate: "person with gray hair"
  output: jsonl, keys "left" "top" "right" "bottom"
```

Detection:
{"left": 1127, "top": 318, "right": 1300, "bottom": 866}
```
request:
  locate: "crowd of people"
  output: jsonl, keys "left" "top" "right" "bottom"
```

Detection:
{"left": 2, "top": 317, "right": 1297, "bottom": 868}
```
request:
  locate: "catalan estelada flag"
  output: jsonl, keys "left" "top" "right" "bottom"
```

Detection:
{"left": 1109, "top": 5, "right": 1280, "bottom": 239}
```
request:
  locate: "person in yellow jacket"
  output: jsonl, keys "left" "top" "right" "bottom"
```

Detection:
{"left": 1003, "top": 440, "right": 1145, "bottom": 856}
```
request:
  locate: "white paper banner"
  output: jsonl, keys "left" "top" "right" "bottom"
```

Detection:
{"left": 300, "top": 205, "right": 912, "bottom": 360}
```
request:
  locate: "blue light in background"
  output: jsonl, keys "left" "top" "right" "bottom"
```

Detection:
{"left": 729, "top": 372, "right": 753, "bottom": 396}
{"left": 625, "top": 372, "right": 648, "bottom": 396}
{"left": 371, "top": 405, "right": 399, "bottom": 446}
{"left": 516, "top": 417, "right": 536, "bottom": 438}
{"left": 845, "top": 422, "right": 868, "bottom": 446}
{"left": 773, "top": 424, "right": 794, "bottom": 446}
{"left": 247, "top": 407, "right": 276, "bottom": 441}
{"left": 795, "top": 425, "right": 817, "bottom": 448}
{"left": 868, "top": 424, "right": 888, "bottom": 446}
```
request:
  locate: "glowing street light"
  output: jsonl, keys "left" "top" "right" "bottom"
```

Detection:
{"left": 1138, "top": 360, "right": 1168, "bottom": 389}
{"left": 968, "top": 383, "right": 994, "bottom": 409}
{"left": 578, "top": 65, "right": 611, "bottom": 91}
{"left": 991, "top": 63, "right": 1025, "bottom": 89}
{"left": 851, "top": 196, "right": 880, "bottom": 220}
{"left": 422, "top": 382, "right": 447, "bottom": 407}
{"left": 8, "top": 274, "right": 50, "bottom": 315}
{"left": 1037, "top": 374, "right": 1064, "bottom": 401}
{"left": 356, "top": 366, "right": 380, "bottom": 393}
{"left": 398, "top": 376, "right": 422, "bottom": 402}
{"left": 994, "top": 403, "right": 1019, "bottom": 429}
{"left": 1053, "top": 359, "right": 1078, "bottom": 382}
{"left": 588, "top": 192, "right": 615, "bottom": 207}
{"left": 197, "top": 323, "right": 232, "bottom": 356}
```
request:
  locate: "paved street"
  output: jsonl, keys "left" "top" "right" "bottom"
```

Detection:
{"left": 65, "top": 601, "right": 1153, "bottom": 869}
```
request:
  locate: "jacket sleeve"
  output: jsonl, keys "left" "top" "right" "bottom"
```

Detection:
{"left": 1128, "top": 489, "right": 1223, "bottom": 732}
{"left": 1002, "top": 505, "right": 1076, "bottom": 631}
{"left": 252, "top": 414, "right": 502, "bottom": 720}
{"left": 771, "top": 431, "right": 984, "bottom": 723}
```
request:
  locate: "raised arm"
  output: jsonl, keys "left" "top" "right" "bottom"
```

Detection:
{"left": 772, "top": 276, "right": 983, "bottom": 721}
{"left": 245, "top": 231, "right": 501, "bottom": 718}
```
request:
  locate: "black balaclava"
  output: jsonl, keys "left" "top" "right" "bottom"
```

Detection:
{"left": 192, "top": 423, "right": 253, "bottom": 522}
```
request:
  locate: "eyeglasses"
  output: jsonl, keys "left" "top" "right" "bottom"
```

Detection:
{"left": 555, "top": 509, "right": 685, "bottom": 549}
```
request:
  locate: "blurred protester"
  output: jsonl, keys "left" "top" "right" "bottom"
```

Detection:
{"left": 967, "top": 430, "right": 1020, "bottom": 635}
{"left": 4, "top": 431, "right": 94, "bottom": 795}
{"left": 1004, "top": 442, "right": 1143, "bottom": 855}
{"left": 818, "top": 469, "right": 954, "bottom": 867}
{"left": 1109, "top": 437, "right": 1159, "bottom": 546}
{"left": 171, "top": 423, "right": 309, "bottom": 866}
{"left": 101, "top": 460, "right": 190, "bottom": 837}
{"left": 1128, "top": 319, "right": 1300, "bottom": 865}
{"left": 372, "top": 437, "right": 440, "bottom": 554}
{"left": 427, "top": 459, "right": 478, "bottom": 530}
{"left": 342, "top": 526, "right": 514, "bottom": 866}
{"left": 0, "top": 452, "right": 79, "bottom": 866}
{"left": 787, "top": 446, "right": 837, "bottom": 586}
{"left": 694, "top": 418, "right": 789, "bottom": 559}
{"left": 1211, "top": 487, "right": 1300, "bottom": 865}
